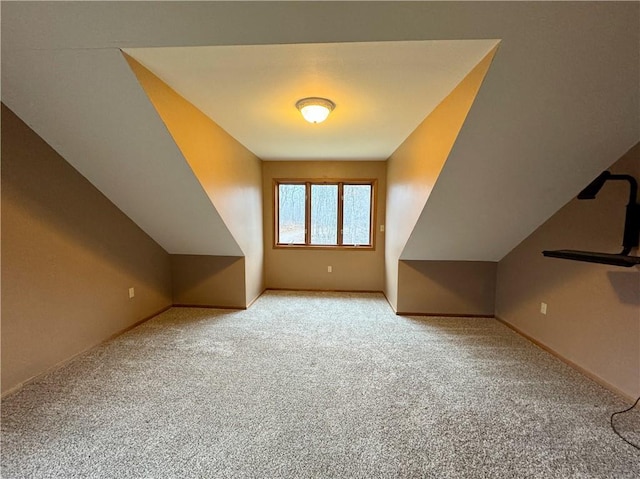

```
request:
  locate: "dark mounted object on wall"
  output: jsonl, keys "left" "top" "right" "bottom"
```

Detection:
{"left": 543, "top": 170, "right": 640, "bottom": 267}
{"left": 543, "top": 250, "right": 640, "bottom": 267}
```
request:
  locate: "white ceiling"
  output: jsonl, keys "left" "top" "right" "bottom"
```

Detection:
{"left": 2, "top": 2, "right": 638, "bottom": 261}
{"left": 124, "top": 40, "right": 498, "bottom": 161}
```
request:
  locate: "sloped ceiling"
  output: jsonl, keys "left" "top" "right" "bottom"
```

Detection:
{"left": 0, "top": 46, "right": 242, "bottom": 256}
{"left": 2, "top": 2, "right": 639, "bottom": 261}
{"left": 401, "top": 2, "right": 640, "bottom": 260}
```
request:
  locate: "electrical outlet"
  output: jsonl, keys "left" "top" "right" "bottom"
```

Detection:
{"left": 540, "top": 302, "right": 547, "bottom": 315}
{"left": 380, "top": 225, "right": 385, "bottom": 232}
{"left": 129, "top": 287, "right": 135, "bottom": 299}
{"left": 327, "top": 266, "right": 332, "bottom": 273}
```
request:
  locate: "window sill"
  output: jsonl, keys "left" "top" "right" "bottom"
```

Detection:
{"left": 273, "top": 244, "right": 375, "bottom": 251}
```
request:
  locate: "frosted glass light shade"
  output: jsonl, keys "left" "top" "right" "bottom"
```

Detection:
{"left": 296, "top": 97, "right": 335, "bottom": 124}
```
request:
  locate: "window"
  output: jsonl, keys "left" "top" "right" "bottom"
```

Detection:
{"left": 275, "top": 180, "right": 375, "bottom": 248}
{"left": 277, "top": 184, "right": 306, "bottom": 244}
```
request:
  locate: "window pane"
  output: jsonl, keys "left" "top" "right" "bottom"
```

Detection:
{"left": 310, "top": 184, "right": 338, "bottom": 245}
{"left": 278, "top": 184, "right": 306, "bottom": 244}
{"left": 343, "top": 184, "right": 372, "bottom": 245}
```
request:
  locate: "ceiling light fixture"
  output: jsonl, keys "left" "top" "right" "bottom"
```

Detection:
{"left": 295, "top": 97, "right": 335, "bottom": 124}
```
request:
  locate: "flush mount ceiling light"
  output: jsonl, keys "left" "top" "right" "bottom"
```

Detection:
{"left": 295, "top": 97, "right": 335, "bottom": 124}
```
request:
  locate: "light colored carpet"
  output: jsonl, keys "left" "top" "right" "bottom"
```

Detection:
{"left": 2, "top": 290, "right": 639, "bottom": 478}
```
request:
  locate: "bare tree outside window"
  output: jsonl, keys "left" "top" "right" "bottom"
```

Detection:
{"left": 278, "top": 184, "right": 306, "bottom": 244}
{"left": 276, "top": 180, "right": 374, "bottom": 248}
{"left": 311, "top": 184, "right": 338, "bottom": 245}
{"left": 343, "top": 184, "right": 371, "bottom": 245}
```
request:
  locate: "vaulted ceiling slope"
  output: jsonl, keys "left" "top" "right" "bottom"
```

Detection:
{"left": 2, "top": 2, "right": 639, "bottom": 261}
{"left": 401, "top": 2, "right": 640, "bottom": 261}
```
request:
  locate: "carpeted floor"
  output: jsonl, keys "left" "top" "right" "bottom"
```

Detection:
{"left": 2, "top": 290, "right": 639, "bottom": 478}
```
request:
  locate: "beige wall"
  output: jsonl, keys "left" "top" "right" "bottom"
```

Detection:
{"left": 496, "top": 144, "right": 640, "bottom": 399}
{"left": 171, "top": 255, "right": 246, "bottom": 308}
{"left": 1, "top": 105, "right": 172, "bottom": 395}
{"left": 125, "top": 54, "right": 264, "bottom": 306}
{"left": 262, "top": 161, "right": 386, "bottom": 291}
{"left": 384, "top": 47, "right": 498, "bottom": 310}
{"left": 398, "top": 260, "right": 496, "bottom": 316}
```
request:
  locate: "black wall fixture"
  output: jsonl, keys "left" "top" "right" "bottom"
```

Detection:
{"left": 543, "top": 171, "right": 640, "bottom": 267}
